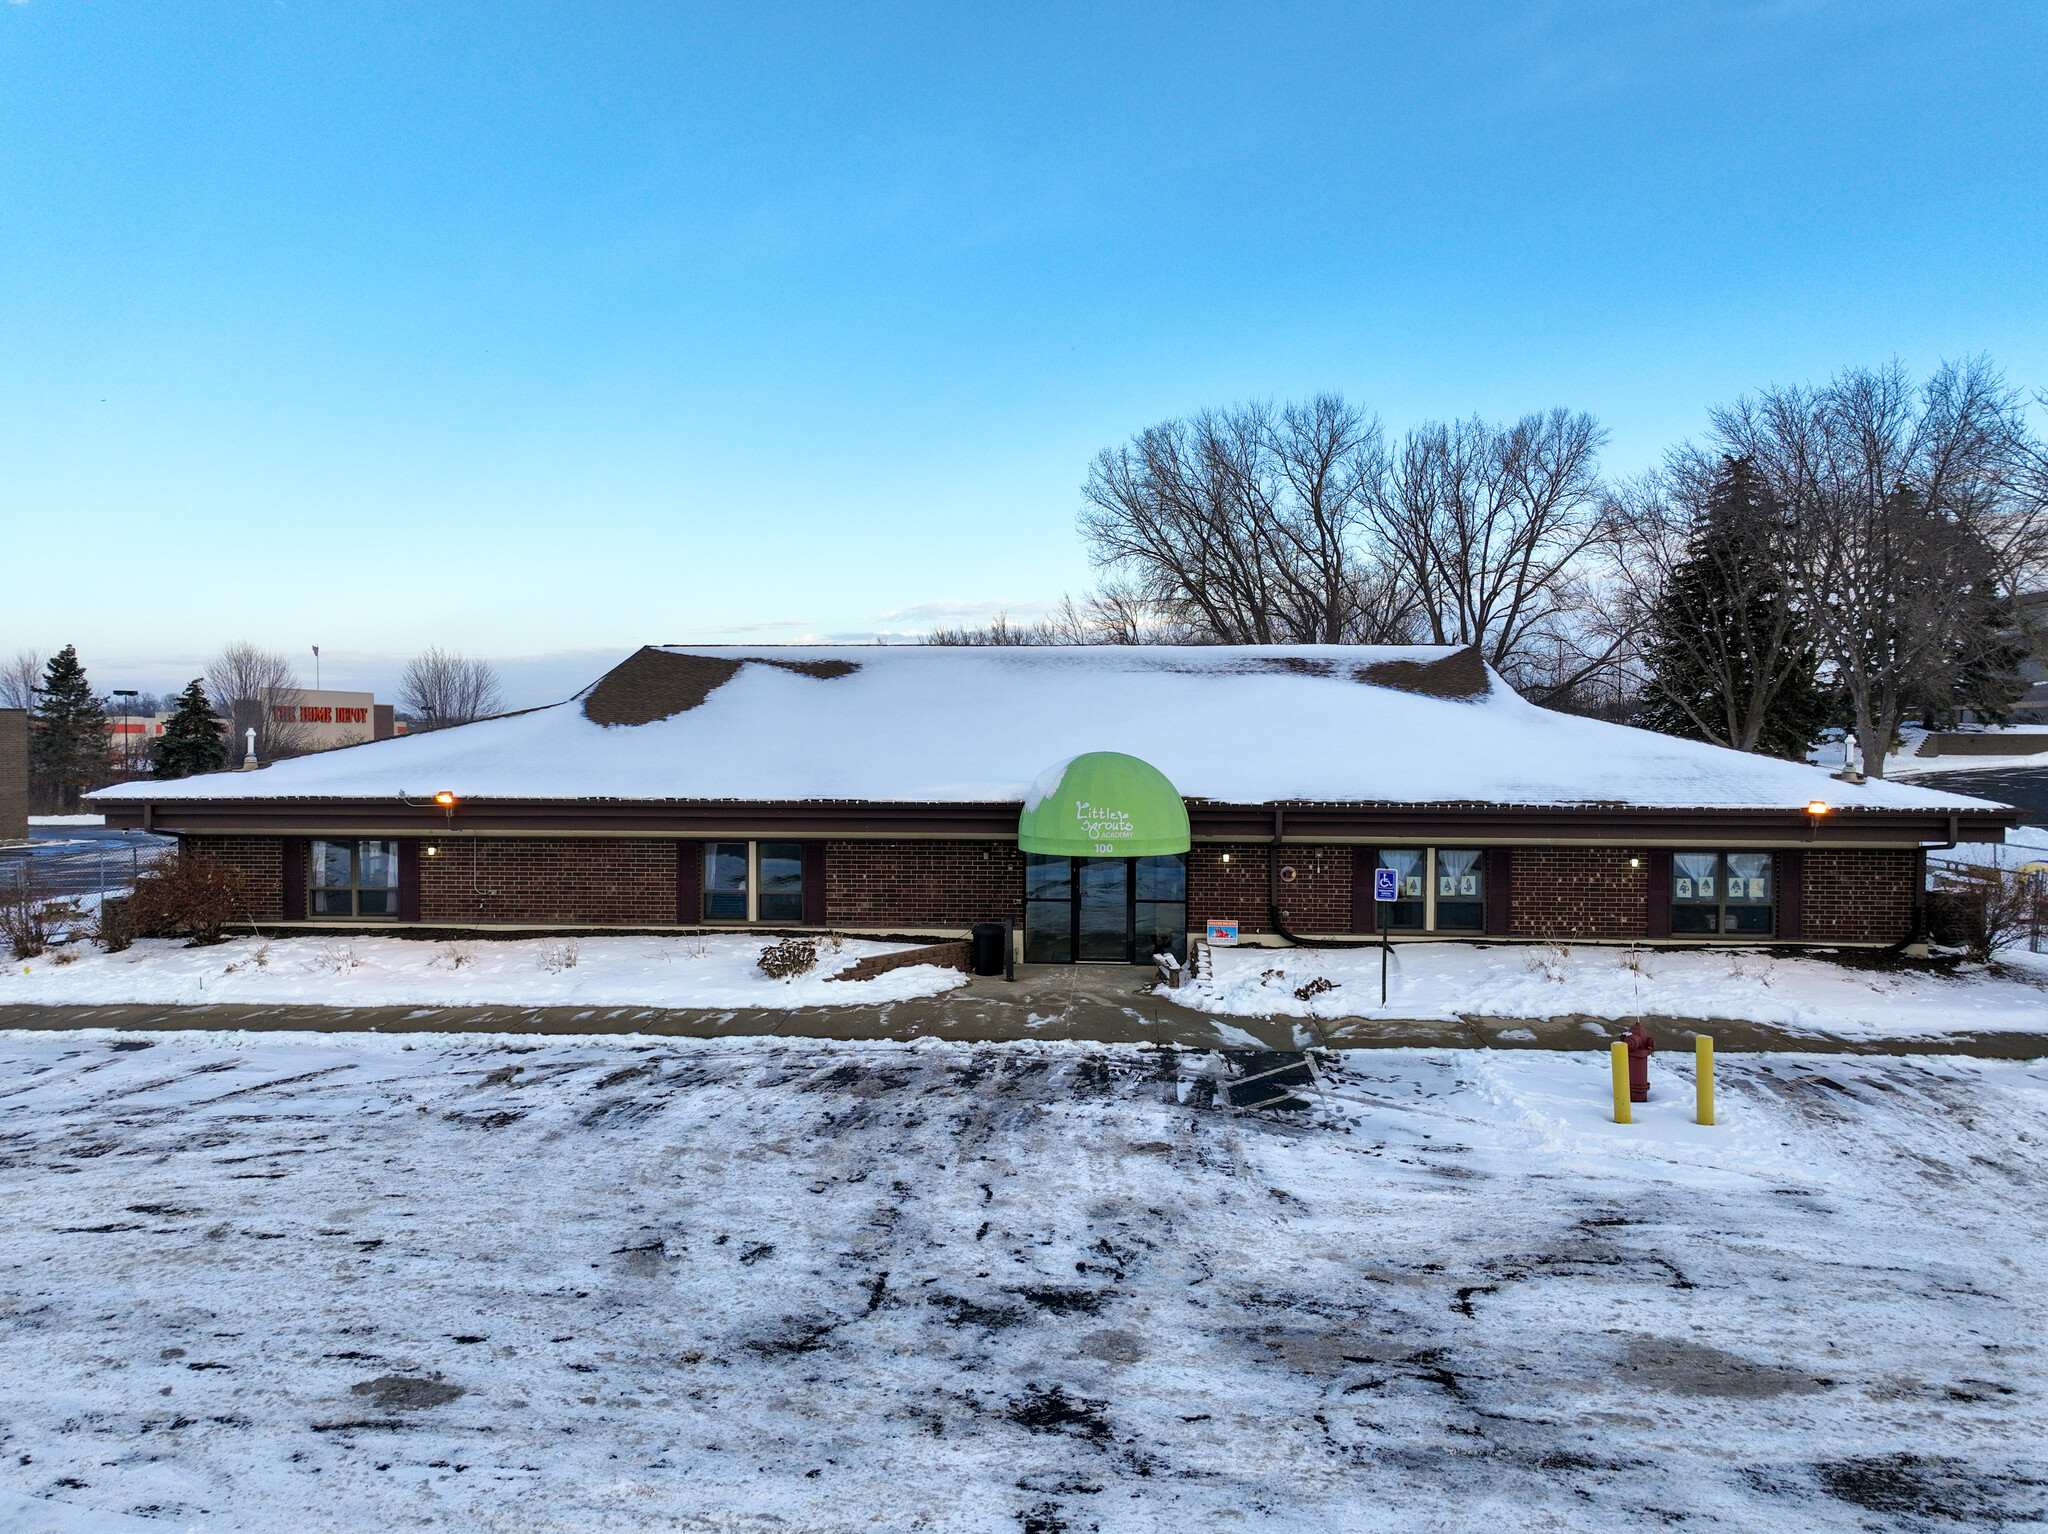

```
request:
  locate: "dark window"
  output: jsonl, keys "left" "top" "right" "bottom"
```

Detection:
{"left": 1024, "top": 853, "right": 1071, "bottom": 963}
{"left": 1434, "top": 848, "right": 1485, "bottom": 931}
{"left": 1672, "top": 851, "right": 1774, "bottom": 936}
{"left": 309, "top": 839, "right": 399, "bottom": 918}
{"left": 758, "top": 842, "right": 804, "bottom": 923}
{"left": 701, "top": 841, "right": 806, "bottom": 923}
{"left": 1136, "top": 854, "right": 1187, "bottom": 964}
{"left": 704, "top": 842, "right": 749, "bottom": 920}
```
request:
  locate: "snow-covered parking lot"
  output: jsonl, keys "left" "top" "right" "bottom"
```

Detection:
{"left": 1, "top": 1030, "right": 2043, "bottom": 1532}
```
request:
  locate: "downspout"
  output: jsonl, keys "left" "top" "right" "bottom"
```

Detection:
{"left": 1267, "top": 806, "right": 1377, "bottom": 949}
{"left": 1896, "top": 813, "right": 1961, "bottom": 953}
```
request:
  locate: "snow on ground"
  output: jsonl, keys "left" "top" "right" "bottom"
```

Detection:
{"left": 1188, "top": 942, "right": 2048, "bottom": 1040}
{"left": 0, "top": 1030, "right": 2042, "bottom": 1532}
{"left": 0, "top": 935, "right": 967, "bottom": 1011}
{"left": 26, "top": 816, "right": 106, "bottom": 828}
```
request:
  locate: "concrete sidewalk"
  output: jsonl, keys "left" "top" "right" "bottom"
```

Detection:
{"left": 3, "top": 963, "right": 2045, "bottom": 1057}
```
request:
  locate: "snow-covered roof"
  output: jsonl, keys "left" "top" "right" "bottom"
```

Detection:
{"left": 88, "top": 644, "right": 2012, "bottom": 814}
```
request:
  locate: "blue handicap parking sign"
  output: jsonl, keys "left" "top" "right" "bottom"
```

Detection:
{"left": 1374, "top": 867, "right": 1398, "bottom": 902}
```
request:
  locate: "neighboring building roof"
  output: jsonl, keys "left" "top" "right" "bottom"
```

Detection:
{"left": 87, "top": 644, "right": 2013, "bottom": 816}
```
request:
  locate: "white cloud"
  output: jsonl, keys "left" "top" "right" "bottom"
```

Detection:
{"left": 873, "top": 597, "right": 1058, "bottom": 625}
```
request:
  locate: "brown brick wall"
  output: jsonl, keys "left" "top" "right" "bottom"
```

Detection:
{"left": 183, "top": 835, "right": 285, "bottom": 921}
{"left": 1188, "top": 844, "right": 1355, "bottom": 935}
{"left": 1803, "top": 848, "right": 1917, "bottom": 944}
{"left": 168, "top": 834, "right": 1924, "bottom": 944}
{"left": 420, "top": 838, "right": 678, "bottom": 925}
{"left": 1510, "top": 848, "right": 1650, "bottom": 940}
{"left": 824, "top": 840, "right": 1024, "bottom": 927}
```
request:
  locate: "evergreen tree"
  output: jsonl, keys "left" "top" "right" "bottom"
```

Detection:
{"left": 153, "top": 678, "right": 229, "bottom": 779}
{"left": 1640, "top": 457, "right": 1834, "bottom": 760}
{"left": 27, "top": 645, "right": 111, "bottom": 812}
{"left": 1891, "top": 494, "right": 2029, "bottom": 728}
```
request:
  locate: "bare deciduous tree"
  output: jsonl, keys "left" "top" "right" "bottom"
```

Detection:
{"left": 1363, "top": 410, "right": 1615, "bottom": 697}
{"left": 1080, "top": 396, "right": 1417, "bottom": 647}
{"left": 1, "top": 650, "right": 41, "bottom": 712}
{"left": 206, "top": 642, "right": 310, "bottom": 764}
{"left": 399, "top": 648, "right": 506, "bottom": 730}
{"left": 1711, "top": 358, "right": 2046, "bottom": 775}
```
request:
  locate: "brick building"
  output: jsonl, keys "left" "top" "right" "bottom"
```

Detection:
{"left": 0, "top": 708, "right": 26, "bottom": 844}
{"left": 86, "top": 645, "right": 2020, "bottom": 956}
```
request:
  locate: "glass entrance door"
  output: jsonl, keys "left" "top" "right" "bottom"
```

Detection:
{"left": 1077, "top": 857, "right": 1131, "bottom": 962}
{"left": 1023, "top": 853, "right": 1187, "bottom": 965}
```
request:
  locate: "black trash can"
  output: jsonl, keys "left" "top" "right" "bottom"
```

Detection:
{"left": 971, "top": 922, "right": 1007, "bottom": 977}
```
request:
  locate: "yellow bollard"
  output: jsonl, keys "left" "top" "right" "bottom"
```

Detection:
{"left": 1611, "top": 1040, "right": 1631, "bottom": 1124}
{"left": 1696, "top": 1034, "right": 1714, "bottom": 1126}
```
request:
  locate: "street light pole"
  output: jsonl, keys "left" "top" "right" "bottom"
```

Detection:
{"left": 111, "top": 690, "right": 139, "bottom": 779}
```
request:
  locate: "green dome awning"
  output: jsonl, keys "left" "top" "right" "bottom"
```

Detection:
{"left": 1018, "top": 752, "right": 1191, "bottom": 858}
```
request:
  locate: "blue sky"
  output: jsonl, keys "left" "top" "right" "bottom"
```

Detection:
{"left": 3, "top": 2, "right": 2044, "bottom": 706}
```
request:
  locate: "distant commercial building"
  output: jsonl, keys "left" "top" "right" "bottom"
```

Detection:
{"left": 2013, "top": 591, "right": 2048, "bottom": 725}
{"left": 262, "top": 690, "right": 402, "bottom": 751}
{"left": 101, "top": 692, "right": 403, "bottom": 773}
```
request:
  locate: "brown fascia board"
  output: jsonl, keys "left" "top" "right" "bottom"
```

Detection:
{"left": 93, "top": 796, "right": 2017, "bottom": 847}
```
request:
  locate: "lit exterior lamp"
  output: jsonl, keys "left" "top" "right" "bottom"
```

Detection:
{"left": 1806, "top": 799, "right": 1829, "bottom": 840}
{"left": 434, "top": 791, "right": 458, "bottom": 808}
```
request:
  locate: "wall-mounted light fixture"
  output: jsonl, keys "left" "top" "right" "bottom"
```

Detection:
{"left": 426, "top": 846, "right": 439, "bottom": 857}
{"left": 1806, "top": 800, "right": 1829, "bottom": 817}
{"left": 434, "top": 790, "right": 458, "bottom": 807}
{"left": 1220, "top": 853, "right": 1231, "bottom": 863}
{"left": 1629, "top": 857, "right": 1640, "bottom": 868}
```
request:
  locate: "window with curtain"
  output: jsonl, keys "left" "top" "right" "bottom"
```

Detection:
{"left": 1377, "top": 849, "right": 1426, "bottom": 930}
{"left": 1434, "top": 849, "right": 1485, "bottom": 931}
{"left": 1673, "top": 851, "right": 1773, "bottom": 935}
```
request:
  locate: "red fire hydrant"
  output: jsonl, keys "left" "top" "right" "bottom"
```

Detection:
{"left": 1624, "top": 1022, "right": 1656, "bottom": 1102}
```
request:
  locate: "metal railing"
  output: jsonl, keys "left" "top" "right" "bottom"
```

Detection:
{"left": 2, "top": 840, "right": 174, "bottom": 908}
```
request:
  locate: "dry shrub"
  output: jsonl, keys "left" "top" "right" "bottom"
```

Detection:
{"left": 2, "top": 884, "right": 56, "bottom": 960}
{"left": 128, "top": 852, "right": 249, "bottom": 946}
{"left": 95, "top": 896, "right": 134, "bottom": 953}
{"left": 1928, "top": 868, "right": 2039, "bottom": 961}
{"left": 758, "top": 937, "right": 817, "bottom": 981}
{"left": 538, "top": 941, "right": 580, "bottom": 974}
{"left": 308, "top": 943, "right": 361, "bottom": 973}
{"left": 1293, "top": 975, "right": 1335, "bottom": 1002}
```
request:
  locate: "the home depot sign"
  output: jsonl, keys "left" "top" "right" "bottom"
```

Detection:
{"left": 272, "top": 705, "right": 370, "bottom": 725}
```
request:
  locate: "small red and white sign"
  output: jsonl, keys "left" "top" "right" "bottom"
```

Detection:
{"left": 1205, "top": 919, "right": 1238, "bottom": 947}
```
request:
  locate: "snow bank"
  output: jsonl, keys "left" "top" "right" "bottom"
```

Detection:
{"left": 0, "top": 933, "right": 967, "bottom": 1010}
{"left": 1188, "top": 941, "right": 2048, "bottom": 1038}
